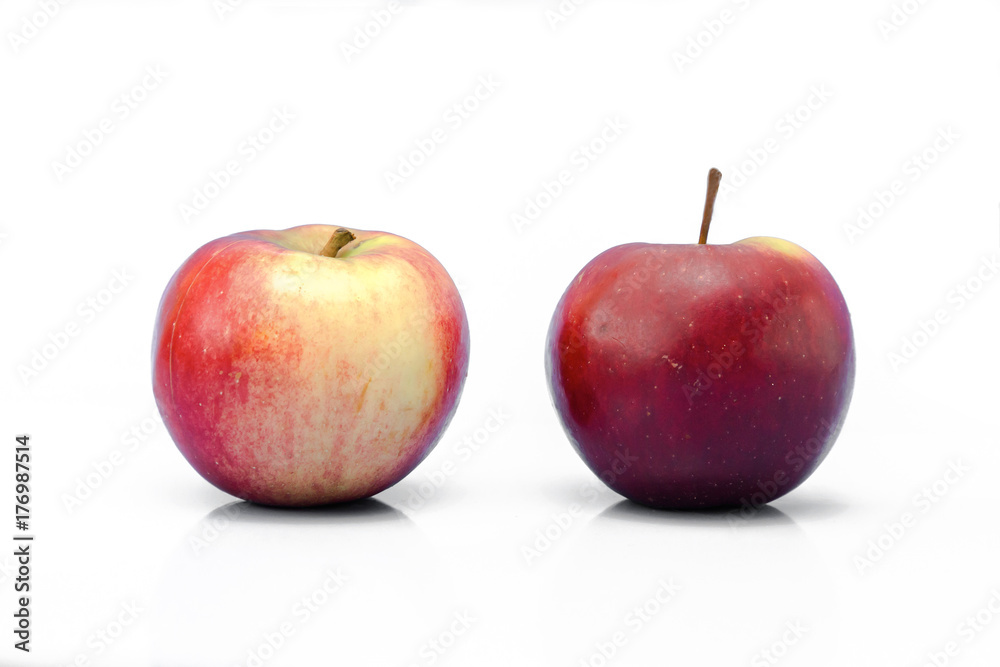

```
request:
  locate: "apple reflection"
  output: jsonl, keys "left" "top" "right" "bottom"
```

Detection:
{"left": 150, "top": 500, "right": 453, "bottom": 667}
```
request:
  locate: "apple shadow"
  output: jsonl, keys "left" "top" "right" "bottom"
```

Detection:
{"left": 375, "top": 477, "right": 456, "bottom": 511}
{"left": 205, "top": 497, "right": 412, "bottom": 527}
{"left": 771, "top": 492, "right": 852, "bottom": 522}
{"left": 598, "top": 499, "right": 797, "bottom": 528}
{"left": 539, "top": 477, "right": 607, "bottom": 506}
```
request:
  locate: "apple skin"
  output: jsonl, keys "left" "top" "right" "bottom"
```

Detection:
{"left": 546, "top": 237, "right": 854, "bottom": 510}
{"left": 152, "top": 225, "right": 469, "bottom": 506}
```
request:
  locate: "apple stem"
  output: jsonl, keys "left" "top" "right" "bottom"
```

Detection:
{"left": 698, "top": 168, "right": 722, "bottom": 245}
{"left": 319, "top": 228, "right": 356, "bottom": 258}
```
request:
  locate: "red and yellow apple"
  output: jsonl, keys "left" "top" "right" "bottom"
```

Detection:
{"left": 546, "top": 170, "right": 854, "bottom": 510}
{"left": 152, "top": 225, "right": 469, "bottom": 506}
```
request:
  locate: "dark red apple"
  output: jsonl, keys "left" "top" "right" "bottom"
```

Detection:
{"left": 545, "top": 169, "right": 855, "bottom": 510}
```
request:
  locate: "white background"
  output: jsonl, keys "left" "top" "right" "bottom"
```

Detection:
{"left": 1, "top": 1, "right": 999, "bottom": 665}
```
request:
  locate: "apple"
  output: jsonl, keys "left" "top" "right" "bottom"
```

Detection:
{"left": 152, "top": 225, "right": 469, "bottom": 506}
{"left": 545, "top": 169, "right": 855, "bottom": 510}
